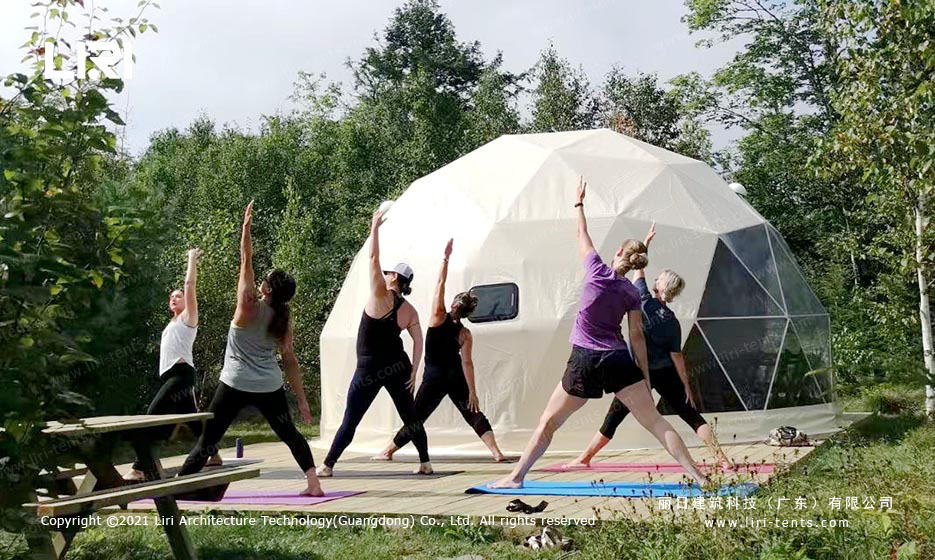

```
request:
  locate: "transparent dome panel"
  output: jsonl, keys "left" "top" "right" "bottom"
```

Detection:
{"left": 698, "top": 240, "right": 785, "bottom": 318}
{"left": 698, "top": 318, "right": 786, "bottom": 410}
{"left": 669, "top": 324, "right": 745, "bottom": 413}
{"left": 767, "top": 227, "right": 826, "bottom": 316}
{"left": 767, "top": 323, "right": 825, "bottom": 408}
{"left": 722, "top": 224, "right": 784, "bottom": 310}
{"left": 791, "top": 315, "right": 834, "bottom": 403}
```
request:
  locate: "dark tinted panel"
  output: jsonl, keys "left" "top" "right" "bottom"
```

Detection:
{"left": 467, "top": 283, "right": 519, "bottom": 323}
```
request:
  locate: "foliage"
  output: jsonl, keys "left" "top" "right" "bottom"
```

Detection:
{"left": 0, "top": 0, "right": 160, "bottom": 532}
{"left": 527, "top": 44, "right": 601, "bottom": 132}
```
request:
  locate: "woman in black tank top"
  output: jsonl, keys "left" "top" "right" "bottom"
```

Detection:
{"left": 372, "top": 239, "right": 506, "bottom": 462}
{"left": 318, "top": 209, "right": 433, "bottom": 476}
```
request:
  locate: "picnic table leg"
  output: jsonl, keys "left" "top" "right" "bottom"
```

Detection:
{"left": 23, "top": 491, "right": 59, "bottom": 560}
{"left": 133, "top": 438, "right": 198, "bottom": 560}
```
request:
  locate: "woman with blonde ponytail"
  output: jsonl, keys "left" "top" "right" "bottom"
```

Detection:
{"left": 569, "top": 223, "right": 733, "bottom": 470}
{"left": 491, "top": 177, "right": 708, "bottom": 489}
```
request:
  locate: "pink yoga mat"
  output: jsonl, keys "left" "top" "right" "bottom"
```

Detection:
{"left": 133, "top": 490, "right": 362, "bottom": 506}
{"left": 538, "top": 462, "right": 774, "bottom": 474}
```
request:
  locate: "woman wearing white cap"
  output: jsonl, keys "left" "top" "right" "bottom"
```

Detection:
{"left": 318, "top": 208, "right": 433, "bottom": 476}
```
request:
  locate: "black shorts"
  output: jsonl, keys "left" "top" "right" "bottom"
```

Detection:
{"left": 562, "top": 345, "right": 645, "bottom": 399}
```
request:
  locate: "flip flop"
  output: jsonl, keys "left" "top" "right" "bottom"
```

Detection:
{"left": 506, "top": 498, "right": 548, "bottom": 514}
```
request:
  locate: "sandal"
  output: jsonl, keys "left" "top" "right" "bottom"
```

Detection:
{"left": 506, "top": 498, "right": 548, "bottom": 514}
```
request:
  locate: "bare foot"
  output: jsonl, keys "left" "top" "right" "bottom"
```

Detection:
{"left": 206, "top": 454, "right": 223, "bottom": 467}
{"left": 492, "top": 452, "right": 508, "bottom": 463}
{"left": 488, "top": 476, "right": 523, "bottom": 489}
{"left": 315, "top": 465, "right": 333, "bottom": 478}
{"left": 718, "top": 457, "right": 736, "bottom": 471}
{"left": 370, "top": 453, "right": 393, "bottom": 462}
{"left": 299, "top": 485, "right": 325, "bottom": 497}
{"left": 414, "top": 462, "right": 433, "bottom": 475}
{"left": 564, "top": 458, "right": 590, "bottom": 468}
{"left": 123, "top": 469, "right": 145, "bottom": 482}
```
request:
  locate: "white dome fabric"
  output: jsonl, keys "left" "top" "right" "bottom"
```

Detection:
{"left": 317, "top": 129, "right": 838, "bottom": 456}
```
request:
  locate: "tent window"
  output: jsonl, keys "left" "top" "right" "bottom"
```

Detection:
{"left": 467, "top": 283, "right": 519, "bottom": 323}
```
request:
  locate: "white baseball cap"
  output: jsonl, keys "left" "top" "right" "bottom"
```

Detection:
{"left": 384, "top": 262, "right": 414, "bottom": 281}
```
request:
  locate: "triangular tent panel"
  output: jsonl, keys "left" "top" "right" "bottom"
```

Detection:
{"left": 698, "top": 318, "right": 786, "bottom": 410}
{"left": 723, "top": 224, "right": 784, "bottom": 310}
{"left": 669, "top": 324, "right": 744, "bottom": 413}
{"left": 767, "top": 322, "right": 825, "bottom": 409}
{"left": 768, "top": 226, "right": 825, "bottom": 316}
{"left": 698, "top": 241, "right": 785, "bottom": 318}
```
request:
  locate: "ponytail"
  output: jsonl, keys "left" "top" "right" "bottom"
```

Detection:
{"left": 265, "top": 269, "right": 296, "bottom": 341}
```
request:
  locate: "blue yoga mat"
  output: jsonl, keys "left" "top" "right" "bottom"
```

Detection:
{"left": 465, "top": 481, "right": 758, "bottom": 498}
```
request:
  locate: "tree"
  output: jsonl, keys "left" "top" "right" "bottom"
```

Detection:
{"left": 603, "top": 69, "right": 711, "bottom": 160}
{"left": 820, "top": 0, "right": 935, "bottom": 415}
{"left": 528, "top": 45, "right": 601, "bottom": 132}
{"left": 0, "top": 0, "right": 159, "bottom": 533}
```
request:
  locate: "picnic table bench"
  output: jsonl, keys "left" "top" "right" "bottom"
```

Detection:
{"left": 23, "top": 414, "right": 261, "bottom": 560}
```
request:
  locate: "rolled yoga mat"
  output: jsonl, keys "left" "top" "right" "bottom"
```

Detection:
{"left": 538, "top": 462, "right": 774, "bottom": 474}
{"left": 133, "top": 490, "right": 363, "bottom": 506}
{"left": 465, "top": 481, "right": 758, "bottom": 498}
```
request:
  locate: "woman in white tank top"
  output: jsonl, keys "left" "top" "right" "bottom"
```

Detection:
{"left": 124, "top": 248, "right": 220, "bottom": 481}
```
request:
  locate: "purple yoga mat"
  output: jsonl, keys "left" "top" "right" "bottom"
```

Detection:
{"left": 538, "top": 462, "right": 774, "bottom": 474}
{"left": 133, "top": 490, "right": 362, "bottom": 506}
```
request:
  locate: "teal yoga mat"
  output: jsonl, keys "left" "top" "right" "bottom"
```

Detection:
{"left": 465, "top": 481, "right": 758, "bottom": 498}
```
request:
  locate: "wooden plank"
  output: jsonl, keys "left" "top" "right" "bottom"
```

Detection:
{"left": 25, "top": 466, "right": 260, "bottom": 517}
{"left": 43, "top": 414, "right": 212, "bottom": 436}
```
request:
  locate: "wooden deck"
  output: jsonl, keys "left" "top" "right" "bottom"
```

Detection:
{"left": 120, "top": 439, "right": 817, "bottom": 522}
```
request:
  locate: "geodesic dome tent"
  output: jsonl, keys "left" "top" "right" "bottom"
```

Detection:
{"left": 317, "top": 129, "right": 838, "bottom": 455}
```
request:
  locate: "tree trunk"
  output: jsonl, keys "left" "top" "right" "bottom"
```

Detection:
{"left": 914, "top": 203, "right": 935, "bottom": 417}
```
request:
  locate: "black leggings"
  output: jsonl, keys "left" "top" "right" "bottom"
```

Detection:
{"left": 132, "top": 362, "right": 204, "bottom": 471}
{"left": 324, "top": 357, "right": 429, "bottom": 467}
{"left": 393, "top": 364, "right": 492, "bottom": 449}
{"left": 179, "top": 381, "right": 315, "bottom": 475}
{"left": 600, "top": 365, "right": 707, "bottom": 439}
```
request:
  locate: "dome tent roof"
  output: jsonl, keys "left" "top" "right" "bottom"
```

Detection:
{"left": 317, "top": 129, "right": 837, "bottom": 455}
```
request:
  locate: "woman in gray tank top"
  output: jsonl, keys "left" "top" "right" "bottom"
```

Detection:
{"left": 178, "top": 201, "right": 323, "bottom": 497}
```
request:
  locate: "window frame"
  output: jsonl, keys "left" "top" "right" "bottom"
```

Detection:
{"left": 466, "top": 282, "right": 519, "bottom": 324}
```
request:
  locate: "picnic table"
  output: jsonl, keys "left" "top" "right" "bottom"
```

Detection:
{"left": 23, "top": 414, "right": 260, "bottom": 560}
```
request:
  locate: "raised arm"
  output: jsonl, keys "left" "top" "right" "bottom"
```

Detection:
{"left": 233, "top": 201, "right": 257, "bottom": 326}
{"left": 627, "top": 309, "right": 651, "bottom": 390}
{"left": 180, "top": 248, "right": 202, "bottom": 327}
{"left": 575, "top": 176, "right": 595, "bottom": 260}
{"left": 635, "top": 222, "right": 656, "bottom": 281}
{"left": 460, "top": 328, "right": 480, "bottom": 412}
{"left": 280, "top": 326, "right": 312, "bottom": 424}
{"left": 406, "top": 308, "right": 423, "bottom": 392}
{"left": 430, "top": 239, "right": 453, "bottom": 328}
{"left": 369, "top": 209, "right": 389, "bottom": 299}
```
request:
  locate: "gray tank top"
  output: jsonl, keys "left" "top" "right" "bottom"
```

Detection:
{"left": 219, "top": 300, "right": 283, "bottom": 393}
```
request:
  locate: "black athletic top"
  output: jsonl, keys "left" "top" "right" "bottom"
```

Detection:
{"left": 635, "top": 278, "right": 682, "bottom": 370}
{"left": 357, "top": 291, "right": 406, "bottom": 362}
{"left": 425, "top": 313, "right": 463, "bottom": 368}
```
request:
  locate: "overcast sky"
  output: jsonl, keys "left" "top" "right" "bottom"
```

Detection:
{"left": 0, "top": 0, "right": 743, "bottom": 156}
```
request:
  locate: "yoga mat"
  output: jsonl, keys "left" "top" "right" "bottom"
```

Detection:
{"left": 539, "top": 462, "right": 774, "bottom": 474}
{"left": 261, "top": 469, "right": 463, "bottom": 480}
{"left": 348, "top": 455, "right": 519, "bottom": 464}
{"left": 465, "top": 481, "right": 758, "bottom": 498}
{"left": 133, "top": 490, "right": 362, "bottom": 506}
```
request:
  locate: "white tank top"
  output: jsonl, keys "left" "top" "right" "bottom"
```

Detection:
{"left": 159, "top": 316, "right": 197, "bottom": 376}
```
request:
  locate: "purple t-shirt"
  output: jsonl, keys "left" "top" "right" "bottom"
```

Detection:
{"left": 569, "top": 250, "right": 641, "bottom": 351}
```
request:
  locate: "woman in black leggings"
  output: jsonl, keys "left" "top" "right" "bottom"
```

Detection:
{"left": 178, "top": 201, "right": 323, "bottom": 496}
{"left": 568, "top": 223, "right": 732, "bottom": 469}
{"left": 372, "top": 239, "right": 506, "bottom": 462}
{"left": 124, "top": 248, "right": 220, "bottom": 481}
{"left": 317, "top": 208, "right": 432, "bottom": 476}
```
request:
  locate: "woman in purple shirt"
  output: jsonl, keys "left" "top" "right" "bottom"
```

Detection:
{"left": 491, "top": 177, "right": 707, "bottom": 488}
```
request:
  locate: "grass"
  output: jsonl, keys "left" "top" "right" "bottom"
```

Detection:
{"left": 3, "top": 395, "right": 933, "bottom": 560}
